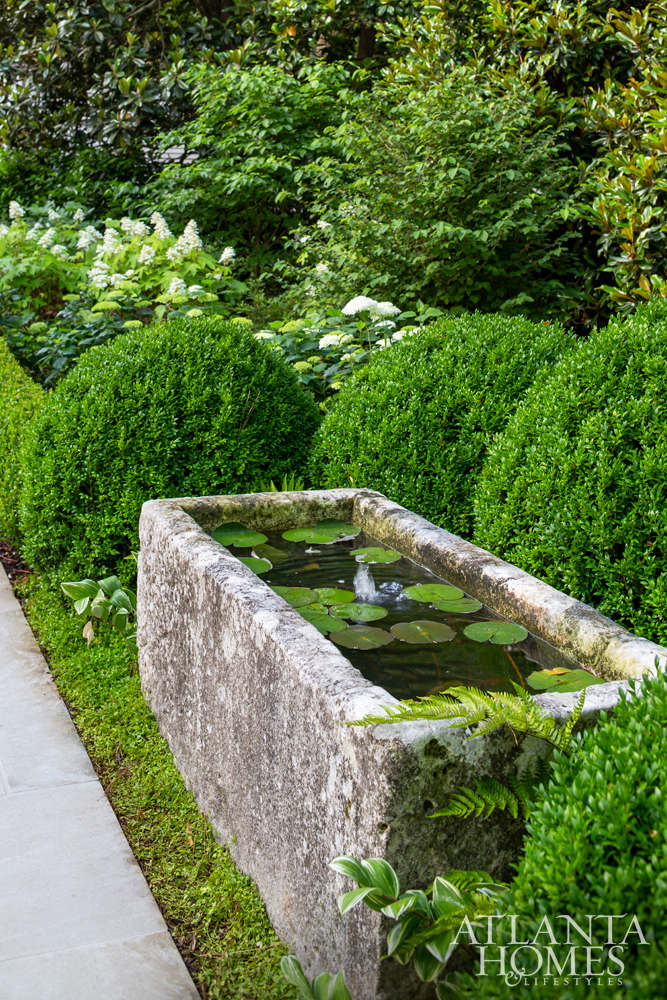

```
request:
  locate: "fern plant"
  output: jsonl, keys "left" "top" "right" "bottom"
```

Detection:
{"left": 432, "top": 757, "right": 553, "bottom": 823}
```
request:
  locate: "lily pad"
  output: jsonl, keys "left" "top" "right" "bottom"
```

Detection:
{"left": 299, "top": 605, "right": 348, "bottom": 635}
{"left": 527, "top": 667, "right": 605, "bottom": 693}
{"left": 282, "top": 520, "right": 360, "bottom": 544}
{"left": 432, "top": 598, "right": 483, "bottom": 614}
{"left": 315, "top": 588, "right": 356, "bottom": 605}
{"left": 390, "top": 620, "right": 456, "bottom": 644}
{"left": 270, "top": 586, "right": 318, "bottom": 608}
{"left": 351, "top": 547, "right": 402, "bottom": 564}
{"left": 330, "top": 603, "right": 388, "bottom": 622}
{"left": 331, "top": 626, "right": 395, "bottom": 650}
{"left": 464, "top": 621, "right": 528, "bottom": 644}
{"left": 237, "top": 556, "right": 271, "bottom": 574}
{"left": 253, "top": 543, "right": 288, "bottom": 562}
{"left": 403, "top": 584, "right": 464, "bottom": 603}
{"left": 212, "top": 522, "right": 268, "bottom": 548}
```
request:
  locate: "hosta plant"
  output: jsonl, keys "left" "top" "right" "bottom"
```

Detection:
{"left": 61, "top": 575, "right": 137, "bottom": 659}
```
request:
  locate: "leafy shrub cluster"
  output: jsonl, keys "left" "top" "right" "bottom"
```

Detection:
{"left": 474, "top": 300, "right": 667, "bottom": 645}
{"left": 19, "top": 317, "right": 320, "bottom": 580}
{"left": 457, "top": 668, "right": 667, "bottom": 999}
{"left": 311, "top": 312, "right": 574, "bottom": 538}
{"left": 0, "top": 337, "right": 42, "bottom": 540}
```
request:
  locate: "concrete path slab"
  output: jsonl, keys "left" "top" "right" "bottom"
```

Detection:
{"left": 0, "top": 567, "right": 199, "bottom": 1000}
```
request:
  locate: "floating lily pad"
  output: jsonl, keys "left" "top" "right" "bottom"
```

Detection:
{"left": 390, "top": 620, "right": 456, "bottom": 644}
{"left": 330, "top": 603, "right": 388, "bottom": 622}
{"left": 331, "top": 626, "right": 395, "bottom": 650}
{"left": 270, "top": 586, "right": 318, "bottom": 608}
{"left": 464, "top": 621, "right": 528, "bottom": 644}
{"left": 432, "top": 598, "right": 483, "bottom": 614}
{"left": 299, "top": 604, "right": 348, "bottom": 635}
{"left": 237, "top": 556, "right": 271, "bottom": 574}
{"left": 283, "top": 520, "right": 360, "bottom": 544}
{"left": 212, "top": 522, "right": 268, "bottom": 548}
{"left": 527, "top": 667, "right": 605, "bottom": 693}
{"left": 351, "top": 547, "right": 402, "bottom": 564}
{"left": 315, "top": 588, "right": 356, "bottom": 605}
{"left": 253, "top": 543, "right": 288, "bottom": 562}
{"left": 403, "top": 584, "right": 464, "bottom": 603}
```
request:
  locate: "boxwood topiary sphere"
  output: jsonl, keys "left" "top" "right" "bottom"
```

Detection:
{"left": 310, "top": 313, "right": 573, "bottom": 538}
{"left": 19, "top": 317, "right": 319, "bottom": 579}
{"left": 473, "top": 300, "right": 667, "bottom": 643}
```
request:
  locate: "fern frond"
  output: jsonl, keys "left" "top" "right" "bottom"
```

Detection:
{"left": 431, "top": 777, "right": 521, "bottom": 822}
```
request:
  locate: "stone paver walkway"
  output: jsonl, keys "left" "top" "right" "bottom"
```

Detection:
{"left": 0, "top": 566, "right": 199, "bottom": 1000}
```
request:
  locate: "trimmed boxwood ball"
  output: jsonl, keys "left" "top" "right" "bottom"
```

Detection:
{"left": 473, "top": 300, "right": 667, "bottom": 644}
{"left": 19, "top": 317, "right": 320, "bottom": 579}
{"left": 310, "top": 313, "right": 573, "bottom": 537}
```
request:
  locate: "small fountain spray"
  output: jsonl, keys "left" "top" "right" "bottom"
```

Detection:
{"left": 354, "top": 562, "right": 378, "bottom": 602}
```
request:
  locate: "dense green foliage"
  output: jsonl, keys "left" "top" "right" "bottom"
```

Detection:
{"left": 474, "top": 301, "right": 667, "bottom": 645}
{"left": 19, "top": 317, "right": 319, "bottom": 579}
{"left": 456, "top": 668, "right": 667, "bottom": 998}
{"left": 311, "top": 313, "right": 573, "bottom": 538}
{"left": 22, "top": 576, "right": 295, "bottom": 1000}
{"left": 0, "top": 338, "right": 42, "bottom": 540}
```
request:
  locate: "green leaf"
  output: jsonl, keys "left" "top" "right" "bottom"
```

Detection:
{"left": 351, "top": 546, "right": 401, "bottom": 564}
{"left": 403, "top": 584, "right": 463, "bottom": 602}
{"left": 315, "top": 588, "right": 356, "bottom": 605}
{"left": 124, "top": 634, "right": 138, "bottom": 658}
{"left": 237, "top": 556, "right": 272, "bottom": 574}
{"left": 97, "top": 575, "right": 124, "bottom": 596}
{"left": 73, "top": 596, "right": 90, "bottom": 614}
{"left": 325, "top": 972, "right": 351, "bottom": 1000}
{"left": 432, "top": 598, "right": 483, "bottom": 614}
{"left": 280, "top": 956, "right": 314, "bottom": 997}
{"left": 359, "top": 858, "right": 400, "bottom": 898}
{"left": 316, "top": 518, "right": 361, "bottom": 537}
{"left": 391, "top": 620, "right": 456, "bottom": 643}
{"left": 330, "top": 856, "right": 367, "bottom": 883}
{"left": 253, "top": 543, "right": 288, "bottom": 562}
{"left": 299, "top": 605, "right": 348, "bottom": 634}
{"left": 212, "top": 522, "right": 268, "bottom": 548}
{"left": 331, "top": 626, "right": 394, "bottom": 649}
{"left": 270, "top": 586, "right": 319, "bottom": 608}
{"left": 338, "top": 886, "right": 377, "bottom": 915}
{"left": 329, "top": 602, "right": 388, "bottom": 621}
{"left": 283, "top": 520, "right": 359, "bottom": 544}
{"left": 413, "top": 943, "right": 446, "bottom": 982}
{"left": 61, "top": 579, "right": 100, "bottom": 601}
{"left": 526, "top": 667, "right": 605, "bottom": 692}
{"left": 463, "top": 621, "right": 528, "bottom": 644}
{"left": 424, "top": 929, "right": 457, "bottom": 964}
{"left": 109, "top": 589, "right": 133, "bottom": 613}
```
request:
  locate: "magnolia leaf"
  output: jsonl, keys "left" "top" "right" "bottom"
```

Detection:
{"left": 403, "top": 584, "right": 463, "bottom": 603}
{"left": 270, "top": 586, "right": 318, "bottom": 608}
{"left": 330, "top": 603, "right": 388, "bottom": 622}
{"left": 331, "top": 626, "right": 394, "bottom": 649}
{"left": 351, "top": 546, "right": 401, "bottom": 564}
{"left": 238, "top": 556, "right": 272, "bottom": 574}
{"left": 464, "top": 621, "right": 528, "bottom": 644}
{"left": 391, "top": 621, "right": 456, "bottom": 644}
{"left": 432, "top": 598, "right": 483, "bottom": 614}
{"left": 82, "top": 620, "right": 95, "bottom": 646}
{"left": 212, "top": 521, "right": 268, "bottom": 548}
{"left": 526, "top": 668, "right": 605, "bottom": 693}
{"left": 315, "top": 587, "right": 356, "bottom": 605}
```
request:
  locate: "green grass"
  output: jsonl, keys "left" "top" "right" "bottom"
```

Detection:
{"left": 22, "top": 576, "right": 296, "bottom": 1000}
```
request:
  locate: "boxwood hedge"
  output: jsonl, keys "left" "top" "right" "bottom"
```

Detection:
{"left": 19, "top": 317, "right": 319, "bottom": 579}
{"left": 0, "top": 338, "right": 42, "bottom": 541}
{"left": 474, "top": 300, "right": 667, "bottom": 644}
{"left": 310, "top": 313, "right": 573, "bottom": 537}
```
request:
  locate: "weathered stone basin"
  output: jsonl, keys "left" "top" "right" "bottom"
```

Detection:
{"left": 137, "top": 489, "right": 666, "bottom": 1000}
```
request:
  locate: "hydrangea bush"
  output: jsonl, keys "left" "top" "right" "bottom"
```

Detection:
{"left": 256, "top": 295, "right": 444, "bottom": 403}
{"left": 0, "top": 201, "right": 245, "bottom": 383}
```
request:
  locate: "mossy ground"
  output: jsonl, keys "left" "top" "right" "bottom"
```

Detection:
{"left": 20, "top": 575, "right": 296, "bottom": 1000}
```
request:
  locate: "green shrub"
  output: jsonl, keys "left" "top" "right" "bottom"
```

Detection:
{"left": 19, "top": 317, "right": 320, "bottom": 580}
{"left": 474, "top": 301, "right": 667, "bottom": 644}
{"left": 310, "top": 313, "right": 573, "bottom": 537}
{"left": 0, "top": 338, "right": 42, "bottom": 540}
{"left": 457, "top": 668, "right": 667, "bottom": 999}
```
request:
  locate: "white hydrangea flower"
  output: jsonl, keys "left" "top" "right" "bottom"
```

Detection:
{"left": 187, "top": 284, "right": 204, "bottom": 297}
{"left": 254, "top": 331, "right": 274, "bottom": 340}
{"left": 99, "top": 228, "right": 120, "bottom": 255}
{"left": 315, "top": 262, "right": 329, "bottom": 274}
{"left": 339, "top": 333, "right": 355, "bottom": 345}
{"left": 167, "top": 276, "right": 187, "bottom": 297}
{"left": 25, "top": 226, "right": 41, "bottom": 240}
{"left": 47, "top": 208, "right": 60, "bottom": 223}
{"left": 120, "top": 217, "right": 134, "bottom": 233}
{"left": 124, "top": 269, "right": 135, "bottom": 278}
{"left": 8, "top": 201, "right": 24, "bottom": 221}
{"left": 370, "top": 300, "right": 400, "bottom": 318}
{"left": 340, "top": 353, "right": 352, "bottom": 362}
{"left": 150, "top": 212, "right": 172, "bottom": 240}
{"left": 166, "top": 246, "right": 182, "bottom": 264}
{"left": 375, "top": 319, "right": 397, "bottom": 329}
{"left": 77, "top": 225, "right": 102, "bottom": 251}
{"left": 219, "top": 247, "right": 235, "bottom": 265}
{"left": 316, "top": 219, "right": 331, "bottom": 230}
{"left": 342, "top": 295, "right": 378, "bottom": 315}
{"left": 0, "top": 224, "right": 9, "bottom": 237}
{"left": 318, "top": 333, "right": 341, "bottom": 349}
{"left": 181, "top": 220, "right": 202, "bottom": 253}
{"left": 138, "top": 244, "right": 156, "bottom": 265}
{"left": 186, "top": 308, "right": 204, "bottom": 317}
{"left": 38, "top": 228, "right": 56, "bottom": 248}
{"left": 73, "top": 208, "right": 86, "bottom": 223}
{"left": 392, "top": 330, "right": 407, "bottom": 341}
{"left": 50, "top": 244, "right": 68, "bottom": 257}
{"left": 110, "top": 273, "right": 128, "bottom": 287}
{"left": 132, "top": 221, "right": 149, "bottom": 238}
{"left": 87, "top": 260, "right": 111, "bottom": 289}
